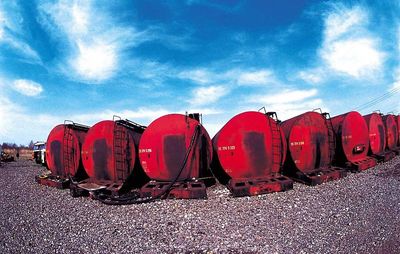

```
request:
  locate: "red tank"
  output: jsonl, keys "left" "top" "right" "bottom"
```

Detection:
{"left": 212, "top": 111, "right": 292, "bottom": 196}
{"left": 363, "top": 113, "right": 386, "bottom": 155}
{"left": 46, "top": 122, "right": 89, "bottom": 179}
{"left": 382, "top": 114, "right": 398, "bottom": 150}
{"left": 138, "top": 114, "right": 214, "bottom": 199}
{"left": 330, "top": 111, "right": 376, "bottom": 171}
{"left": 280, "top": 111, "right": 346, "bottom": 185}
{"left": 397, "top": 115, "right": 400, "bottom": 146}
{"left": 80, "top": 119, "right": 147, "bottom": 191}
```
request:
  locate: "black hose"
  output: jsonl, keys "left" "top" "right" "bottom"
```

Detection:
{"left": 93, "top": 124, "right": 202, "bottom": 205}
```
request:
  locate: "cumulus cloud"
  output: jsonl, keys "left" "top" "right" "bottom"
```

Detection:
{"left": 190, "top": 85, "right": 229, "bottom": 106}
{"left": 247, "top": 88, "right": 324, "bottom": 120}
{"left": 12, "top": 79, "right": 44, "bottom": 97}
{"left": 319, "top": 5, "right": 384, "bottom": 79}
{"left": 73, "top": 41, "right": 117, "bottom": 81}
{"left": 237, "top": 70, "right": 274, "bottom": 86}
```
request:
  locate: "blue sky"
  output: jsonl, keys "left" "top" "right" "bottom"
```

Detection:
{"left": 1, "top": 0, "right": 400, "bottom": 144}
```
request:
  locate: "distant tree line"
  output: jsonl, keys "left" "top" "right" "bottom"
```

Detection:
{"left": 1, "top": 140, "right": 35, "bottom": 150}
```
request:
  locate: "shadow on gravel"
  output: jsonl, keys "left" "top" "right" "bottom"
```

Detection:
{"left": 373, "top": 162, "right": 400, "bottom": 181}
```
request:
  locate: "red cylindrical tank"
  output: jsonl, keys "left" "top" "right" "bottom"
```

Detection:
{"left": 46, "top": 123, "right": 89, "bottom": 179}
{"left": 81, "top": 120, "right": 146, "bottom": 186}
{"left": 138, "top": 114, "right": 213, "bottom": 182}
{"left": 382, "top": 114, "right": 398, "bottom": 150}
{"left": 280, "top": 111, "right": 332, "bottom": 174}
{"left": 331, "top": 111, "right": 369, "bottom": 165}
{"left": 363, "top": 113, "right": 386, "bottom": 155}
{"left": 212, "top": 111, "right": 287, "bottom": 184}
{"left": 397, "top": 115, "right": 400, "bottom": 146}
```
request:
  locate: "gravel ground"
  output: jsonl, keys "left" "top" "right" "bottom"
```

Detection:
{"left": 1, "top": 159, "right": 400, "bottom": 254}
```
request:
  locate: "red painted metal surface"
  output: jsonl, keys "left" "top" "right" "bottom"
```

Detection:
{"left": 363, "top": 113, "right": 386, "bottom": 155}
{"left": 211, "top": 111, "right": 292, "bottom": 196}
{"left": 35, "top": 175, "right": 70, "bottom": 189}
{"left": 81, "top": 120, "right": 145, "bottom": 190}
{"left": 46, "top": 123, "right": 88, "bottom": 179}
{"left": 140, "top": 181, "right": 207, "bottom": 199}
{"left": 280, "top": 111, "right": 346, "bottom": 185}
{"left": 213, "top": 111, "right": 287, "bottom": 179}
{"left": 138, "top": 114, "right": 213, "bottom": 182}
{"left": 382, "top": 114, "right": 398, "bottom": 150}
{"left": 281, "top": 111, "right": 331, "bottom": 173}
{"left": 396, "top": 115, "right": 400, "bottom": 146}
{"left": 331, "top": 111, "right": 376, "bottom": 171}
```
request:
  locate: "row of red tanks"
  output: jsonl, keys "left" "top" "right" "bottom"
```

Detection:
{"left": 36, "top": 110, "right": 400, "bottom": 202}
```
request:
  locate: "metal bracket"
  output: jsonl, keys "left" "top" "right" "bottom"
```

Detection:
{"left": 113, "top": 115, "right": 122, "bottom": 121}
{"left": 313, "top": 108, "right": 323, "bottom": 114}
{"left": 63, "top": 120, "right": 90, "bottom": 130}
{"left": 266, "top": 111, "right": 280, "bottom": 122}
{"left": 258, "top": 106, "right": 267, "bottom": 114}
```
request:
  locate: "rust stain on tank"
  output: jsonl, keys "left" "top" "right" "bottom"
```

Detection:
{"left": 243, "top": 132, "right": 268, "bottom": 177}
{"left": 93, "top": 139, "right": 111, "bottom": 180}
{"left": 378, "top": 125, "right": 385, "bottom": 152}
{"left": 163, "top": 135, "right": 186, "bottom": 173}
{"left": 50, "top": 141, "right": 63, "bottom": 176}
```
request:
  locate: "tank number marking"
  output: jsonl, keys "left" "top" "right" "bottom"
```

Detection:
{"left": 218, "top": 146, "right": 236, "bottom": 151}
{"left": 139, "top": 148, "right": 152, "bottom": 153}
{"left": 290, "top": 141, "right": 304, "bottom": 146}
{"left": 343, "top": 135, "right": 352, "bottom": 140}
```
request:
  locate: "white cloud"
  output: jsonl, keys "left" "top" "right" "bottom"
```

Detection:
{"left": 247, "top": 89, "right": 324, "bottom": 120}
{"left": 0, "top": 93, "right": 59, "bottom": 144}
{"left": 297, "top": 69, "right": 324, "bottom": 84}
{"left": 0, "top": 10, "right": 4, "bottom": 40}
{"left": 12, "top": 79, "right": 43, "bottom": 97}
{"left": 178, "top": 67, "right": 276, "bottom": 88}
{"left": 321, "top": 38, "right": 383, "bottom": 78}
{"left": 71, "top": 2, "right": 89, "bottom": 34}
{"left": 185, "top": 108, "right": 222, "bottom": 115}
{"left": 4, "top": 38, "right": 41, "bottom": 61}
{"left": 0, "top": 96, "right": 174, "bottom": 144}
{"left": 0, "top": 3, "right": 41, "bottom": 63}
{"left": 190, "top": 85, "right": 229, "bottom": 106}
{"left": 319, "top": 5, "right": 384, "bottom": 79}
{"left": 237, "top": 70, "right": 273, "bottom": 85}
{"left": 178, "top": 69, "right": 213, "bottom": 84}
{"left": 324, "top": 6, "right": 366, "bottom": 42}
{"left": 249, "top": 88, "right": 318, "bottom": 104}
{"left": 73, "top": 41, "right": 117, "bottom": 81}
{"left": 37, "top": 0, "right": 138, "bottom": 83}
{"left": 70, "top": 108, "right": 172, "bottom": 126}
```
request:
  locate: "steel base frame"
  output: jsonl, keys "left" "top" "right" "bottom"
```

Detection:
{"left": 391, "top": 147, "right": 400, "bottom": 156}
{"left": 140, "top": 180, "right": 207, "bottom": 199}
{"left": 227, "top": 176, "right": 293, "bottom": 197}
{"left": 35, "top": 175, "right": 70, "bottom": 189}
{"left": 371, "top": 151, "right": 396, "bottom": 162}
{"left": 290, "top": 167, "right": 347, "bottom": 186}
{"left": 345, "top": 157, "right": 377, "bottom": 172}
{"left": 69, "top": 180, "right": 124, "bottom": 198}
